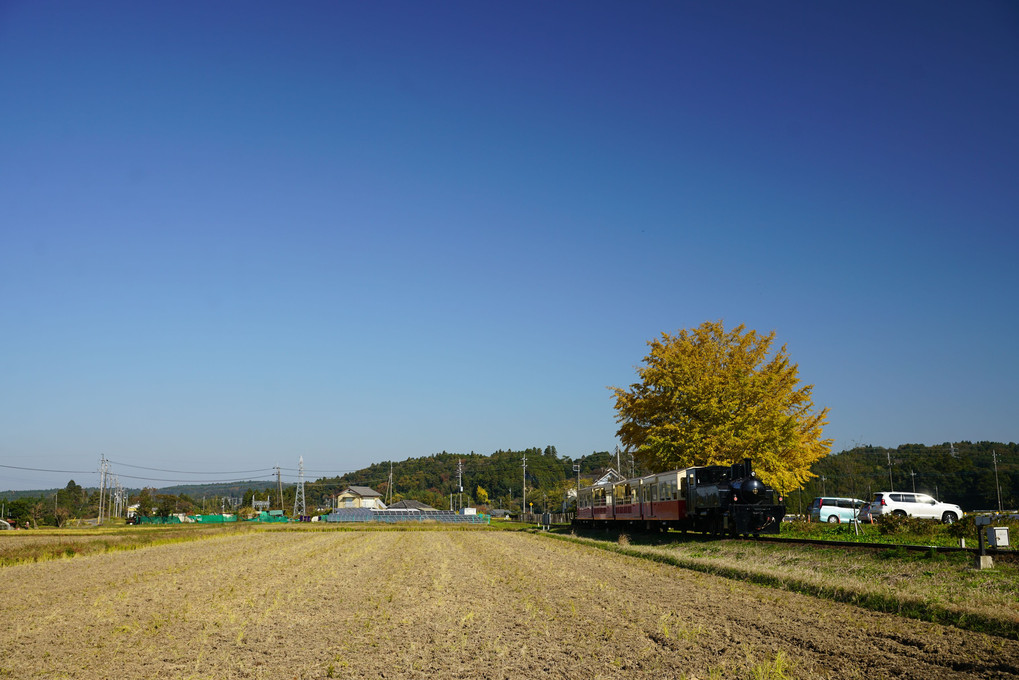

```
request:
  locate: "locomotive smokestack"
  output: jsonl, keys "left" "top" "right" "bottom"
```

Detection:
{"left": 744, "top": 458, "right": 753, "bottom": 477}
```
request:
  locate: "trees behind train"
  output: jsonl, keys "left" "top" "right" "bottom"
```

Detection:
{"left": 611, "top": 321, "right": 831, "bottom": 493}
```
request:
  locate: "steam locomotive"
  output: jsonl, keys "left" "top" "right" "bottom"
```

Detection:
{"left": 573, "top": 458, "right": 785, "bottom": 536}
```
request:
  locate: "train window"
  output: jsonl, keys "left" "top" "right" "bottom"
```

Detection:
{"left": 695, "top": 466, "right": 730, "bottom": 485}
{"left": 650, "top": 484, "right": 658, "bottom": 502}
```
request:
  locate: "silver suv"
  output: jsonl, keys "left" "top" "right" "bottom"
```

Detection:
{"left": 871, "top": 492, "right": 962, "bottom": 524}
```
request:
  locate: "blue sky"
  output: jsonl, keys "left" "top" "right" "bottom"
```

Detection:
{"left": 2, "top": 1, "right": 1017, "bottom": 491}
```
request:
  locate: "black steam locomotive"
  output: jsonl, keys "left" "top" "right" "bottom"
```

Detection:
{"left": 574, "top": 457, "right": 785, "bottom": 536}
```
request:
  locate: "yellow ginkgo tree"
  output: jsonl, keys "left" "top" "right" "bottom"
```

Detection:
{"left": 610, "top": 321, "right": 831, "bottom": 493}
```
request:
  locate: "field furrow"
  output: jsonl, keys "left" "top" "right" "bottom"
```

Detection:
{"left": 1, "top": 528, "right": 1017, "bottom": 680}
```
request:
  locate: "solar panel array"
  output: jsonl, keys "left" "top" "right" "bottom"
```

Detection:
{"left": 322, "top": 509, "right": 489, "bottom": 524}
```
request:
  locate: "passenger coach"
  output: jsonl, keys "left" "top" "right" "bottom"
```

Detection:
{"left": 575, "top": 458, "right": 785, "bottom": 537}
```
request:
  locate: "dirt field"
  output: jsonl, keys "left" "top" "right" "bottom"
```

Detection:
{"left": 1, "top": 528, "right": 1018, "bottom": 679}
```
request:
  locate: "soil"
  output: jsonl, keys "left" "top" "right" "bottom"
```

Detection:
{"left": 1, "top": 528, "right": 1017, "bottom": 679}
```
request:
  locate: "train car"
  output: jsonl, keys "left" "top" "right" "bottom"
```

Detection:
{"left": 612, "top": 478, "right": 641, "bottom": 523}
{"left": 641, "top": 469, "right": 685, "bottom": 528}
{"left": 573, "top": 458, "right": 784, "bottom": 536}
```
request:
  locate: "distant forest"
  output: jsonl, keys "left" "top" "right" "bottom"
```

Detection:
{"left": 310, "top": 446, "right": 620, "bottom": 512}
{"left": 3, "top": 442, "right": 1015, "bottom": 526}
{"left": 790, "top": 441, "right": 1017, "bottom": 514}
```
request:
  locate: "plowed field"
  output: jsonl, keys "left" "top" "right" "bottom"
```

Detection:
{"left": 2, "top": 529, "right": 1017, "bottom": 679}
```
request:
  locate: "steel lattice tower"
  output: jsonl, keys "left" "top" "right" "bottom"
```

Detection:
{"left": 293, "top": 456, "right": 306, "bottom": 518}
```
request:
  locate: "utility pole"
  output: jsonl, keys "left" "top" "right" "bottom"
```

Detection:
{"left": 522, "top": 452, "right": 527, "bottom": 518}
{"left": 910, "top": 469, "right": 916, "bottom": 493}
{"left": 457, "top": 459, "right": 463, "bottom": 512}
{"left": 993, "top": 450, "right": 1003, "bottom": 512}
{"left": 386, "top": 462, "right": 394, "bottom": 505}
{"left": 98, "top": 454, "right": 108, "bottom": 525}
{"left": 276, "top": 466, "right": 284, "bottom": 513}
{"left": 887, "top": 451, "right": 894, "bottom": 491}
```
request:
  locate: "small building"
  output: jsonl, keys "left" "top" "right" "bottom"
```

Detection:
{"left": 336, "top": 486, "right": 387, "bottom": 510}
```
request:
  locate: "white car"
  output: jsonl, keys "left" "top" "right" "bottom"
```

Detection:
{"left": 870, "top": 492, "right": 962, "bottom": 524}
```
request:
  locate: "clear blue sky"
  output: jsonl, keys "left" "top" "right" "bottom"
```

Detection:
{"left": 2, "top": 1, "right": 1017, "bottom": 491}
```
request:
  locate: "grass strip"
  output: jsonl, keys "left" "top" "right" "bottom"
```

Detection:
{"left": 0, "top": 524, "right": 259, "bottom": 567}
{"left": 542, "top": 531, "right": 1019, "bottom": 640}
{"left": 0, "top": 522, "right": 501, "bottom": 567}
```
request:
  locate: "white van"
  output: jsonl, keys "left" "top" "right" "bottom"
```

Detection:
{"left": 809, "top": 496, "right": 866, "bottom": 523}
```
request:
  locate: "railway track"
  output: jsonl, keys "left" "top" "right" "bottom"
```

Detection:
{"left": 559, "top": 525, "right": 1016, "bottom": 561}
{"left": 747, "top": 533, "right": 1017, "bottom": 560}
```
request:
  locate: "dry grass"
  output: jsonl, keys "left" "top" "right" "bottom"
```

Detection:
{"left": 2, "top": 528, "right": 1018, "bottom": 679}
{"left": 555, "top": 531, "right": 1019, "bottom": 638}
{"left": 0, "top": 522, "right": 267, "bottom": 565}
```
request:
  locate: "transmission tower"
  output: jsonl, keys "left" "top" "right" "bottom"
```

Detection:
{"left": 293, "top": 456, "right": 306, "bottom": 518}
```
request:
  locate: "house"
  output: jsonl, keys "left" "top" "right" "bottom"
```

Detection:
{"left": 592, "top": 468, "right": 625, "bottom": 486}
{"left": 336, "top": 486, "right": 387, "bottom": 510}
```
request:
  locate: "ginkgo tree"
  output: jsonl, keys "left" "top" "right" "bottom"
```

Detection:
{"left": 611, "top": 321, "right": 831, "bottom": 493}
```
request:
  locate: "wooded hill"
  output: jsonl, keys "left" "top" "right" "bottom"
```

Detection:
{"left": 318, "top": 441, "right": 1017, "bottom": 514}
{"left": 310, "top": 446, "right": 618, "bottom": 512}
{"left": 792, "top": 441, "right": 1017, "bottom": 514}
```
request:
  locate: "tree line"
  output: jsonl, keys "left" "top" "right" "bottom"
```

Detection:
{"left": 789, "top": 441, "right": 1018, "bottom": 514}
{"left": 3, "top": 441, "right": 1015, "bottom": 527}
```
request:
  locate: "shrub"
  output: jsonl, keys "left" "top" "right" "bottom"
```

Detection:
{"left": 875, "top": 514, "right": 939, "bottom": 538}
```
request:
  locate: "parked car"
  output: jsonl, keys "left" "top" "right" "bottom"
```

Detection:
{"left": 870, "top": 492, "right": 962, "bottom": 524}
{"left": 857, "top": 502, "right": 873, "bottom": 522}
{"left": 809, "top": 496, "right": 866, "bottom": 523}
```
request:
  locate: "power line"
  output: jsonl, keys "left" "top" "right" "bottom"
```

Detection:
{"left": 107, "top": 460, "right": 275, "bottom": 475}
{"left": 113, "top": 473, "right": 277, "bottom": 484}
{"left": 0, "top": 463, "right": 96, "bottom": 474}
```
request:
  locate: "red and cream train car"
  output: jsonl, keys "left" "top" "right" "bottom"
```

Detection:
{"left": 575, "top": 459, "right": 785, "bottom": 536}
